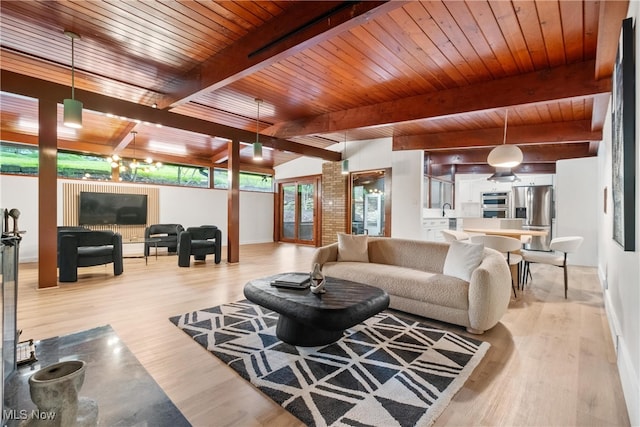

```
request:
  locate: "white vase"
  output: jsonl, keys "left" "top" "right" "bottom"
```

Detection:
{"left": 27, "top": 360, "right": 98, "bottom": 427}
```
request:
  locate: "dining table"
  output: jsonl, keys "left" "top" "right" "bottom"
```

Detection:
{"left": 462, "top": 227, "right": 549, "bottom": 290}
{"left": 462, "top": 227, "right": 548, "bottom": 239}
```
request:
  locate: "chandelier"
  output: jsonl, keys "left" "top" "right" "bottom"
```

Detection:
{"left": 107, "top": 131, "right": 162, "bottom": 173}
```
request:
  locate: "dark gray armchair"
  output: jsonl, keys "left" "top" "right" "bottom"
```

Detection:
{"left": 58, "top": 230, "right": 123, "bottom": 282}
{"left": 178, "top": 225, "right": 222, "bottom": 267}
{"left": 144, "top": 223, "right": 184, "bottom": 256}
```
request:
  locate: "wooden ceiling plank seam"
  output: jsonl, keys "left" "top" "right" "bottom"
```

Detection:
{"left": 156, "top": 0, "right": 244, "bottom": 44}
{"left": 372, "top": 14, "right": 450, "bottom": 91}
{"left": 426, "top": 0, "right": 495, "bottom": 81}
{"left": 264, "top": 60, "right": 610, "bottom": 139}
{"left": 511, "top": 0, "right": 550, "bottom": 69}
{"left": 121, "top": 1, "right": 234, "bottom": 52}
{"left": 489, "top": 0, "right": 535, "bottom": 73}
{"left": 442, "top": 1, "right": 509, "bottom": 80}
{"left": 465, "top": 0, "right": 522, "bottom": 76}
{"left": 559, "top": 0, "right": 585, "bottom": 62}
{"left": 403, "top": 1, "right": 482, "bottom": 86}
{"left": 98, "top": 0, "right": 216, "bottom": 62}
{"left": 58, "top": 1, "right": 210, "bottom": 65}
{"left": 583, "top": 0, "right": 600, "bottom": 61}
{"left": 334, "top": 32, "right": 418, "bottom": 100}
{"left": 275, "top": 49, "right": 366, "bottom": 105}
{"left": 534, "top": 103, "right": 554, "bottom": 123}
{"left": 281, "top": 47, "right": 386, "bottom": 108}
{"left": 191, "top": 0, "right": 262, "bottom": 35}
{"left": 535, "top": 0, "right": 567, "bottom": 68}
{"left": 346, "top": 23, "right": 439, "bottom": 95}
{"left": 594, "top": 0, "right": 630, "bottom": 79}
{"left": 387, "top": 6, "right": 468, "bottom": 88}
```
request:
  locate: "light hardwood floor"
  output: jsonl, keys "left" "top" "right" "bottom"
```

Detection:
{"left": 15, "top": 243, "right": 630, "bottom": 426}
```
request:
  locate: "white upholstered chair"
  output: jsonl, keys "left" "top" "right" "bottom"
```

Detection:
{"left": 521, "top": 236, "right": 584, "bottom": 299}
{"left": 441, "top": 229, "right": 470, "bottom": 242}
{"left": 470, "top": 234, "right": 522, "bottom": 298}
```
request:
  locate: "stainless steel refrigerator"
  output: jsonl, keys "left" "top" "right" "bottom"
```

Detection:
{"left": 512, "top": 185, "right": 554, "bottom": 251}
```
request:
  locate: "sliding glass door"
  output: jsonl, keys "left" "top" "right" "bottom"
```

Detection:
{"left": 279, "top": 178, "right": 319, "bottom": 245}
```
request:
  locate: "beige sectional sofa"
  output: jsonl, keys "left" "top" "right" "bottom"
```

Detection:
{"left": 311, "top": 237, "right": 512, "bottom": 334}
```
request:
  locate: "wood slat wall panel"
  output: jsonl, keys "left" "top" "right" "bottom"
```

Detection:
{"left": 62, "top": 182, "right": 159, "bottom": 240}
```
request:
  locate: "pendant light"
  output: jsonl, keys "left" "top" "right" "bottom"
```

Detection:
{"left": 129, "top": 131, "right": 140, "bottom": 170}
{"left": 487, "top": 110, "right": 522, "bottom": 168}
{"left": 253, "top": 98, "right": 263, "bottom": 161}
{"left": 63, "top": 31, "right": 83, "bottom": 129}
{"left": 341, "top": 132, "right": 349, "bottom": 175}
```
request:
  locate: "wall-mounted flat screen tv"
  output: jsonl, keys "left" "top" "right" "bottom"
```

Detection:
{"left": 79, "top": 192, "right": 148, "bottom": 225}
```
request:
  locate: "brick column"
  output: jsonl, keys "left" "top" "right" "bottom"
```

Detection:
{"left": 321, "top": 162, "right": 348, "bottom": 245}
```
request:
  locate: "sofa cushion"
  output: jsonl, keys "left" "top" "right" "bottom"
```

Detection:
{"left": 337, "top": 233, "right": 369, "bottom": 262}
{"left": 443, "top": 240, "right": 484, "bottom": 282}
{"left": 323, "top": 262, "right": 469, "bottom": 310}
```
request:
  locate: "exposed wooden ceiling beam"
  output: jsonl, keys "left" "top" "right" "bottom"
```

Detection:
{"left": 453, "top": 163, "right": 557, "bottom": 175}
{"left": 210, "top": 146, "right": 229, "bottom": 164}
{"left": 394, "top": 120, "right": 601, "bottom": 151}
{"left": 263, "top": 60, "right": 611, "bottom": 139}
{"left": 0, "top": 70, "right": 341, "bottom": 162}
{"left": 594, "top": 0, "right": 630, "bottom": 80}
{"left": 426, "top": 143, "right": 593, "bottom": 165}
{"left": 161, "top": 1, "right": 399, "bottom": 108}
{"left": 111, "top": 122, "right": 137, "bottom": 153}
{"left": 215, "top": 162, "right": 274, "bottom": 176}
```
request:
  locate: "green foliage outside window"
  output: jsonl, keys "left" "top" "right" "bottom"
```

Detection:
{"left": 0, "top": 141, "right": 272, "bottom": 192}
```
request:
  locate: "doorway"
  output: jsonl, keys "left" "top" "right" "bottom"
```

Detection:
{"left": 349, "top": 169, "right": 391, "bottom": 236}
{"left": 277, "top": 177, "right": 320, "bottom": 245}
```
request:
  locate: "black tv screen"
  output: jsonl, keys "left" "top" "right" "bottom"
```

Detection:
{"left": 79, "top": 192, "right": 148, "bottom": 225}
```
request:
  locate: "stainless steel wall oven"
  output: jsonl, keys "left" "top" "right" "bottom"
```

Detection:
{"left": 481, "top": 191, "right": 510, "bottom": 218}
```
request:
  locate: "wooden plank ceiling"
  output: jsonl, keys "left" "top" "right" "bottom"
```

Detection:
{"left": 0, "top": 1, "right": 629, "bottom": 174}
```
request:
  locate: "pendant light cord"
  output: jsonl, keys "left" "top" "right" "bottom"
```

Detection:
{"left": 502, "top": 110, "right": 508, "bottom": 145}
{"left": 71, "top": 36, "right": 76, "bottom": 100}
{"left": 256, "top": 101, "right": 260, "bottom": 143}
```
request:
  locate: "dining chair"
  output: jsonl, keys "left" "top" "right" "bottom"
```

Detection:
{"left": 521, "top": 236, "right": 584, "bottom": 299}
{"left": 519, "top": 234, "right": 532, "bottom": 282}
{"left": 470, "top": 235, "right": 522, "bottom": 298}
{"left": 441, "top": 229, "right": 470, "bottom": 242}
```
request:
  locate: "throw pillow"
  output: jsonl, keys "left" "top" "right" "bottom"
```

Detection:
{"left": 337, "top": 233, "right": 369, "bottom": 262}
{"left": 443, "top": 239, "right": 484, "bottom": 282}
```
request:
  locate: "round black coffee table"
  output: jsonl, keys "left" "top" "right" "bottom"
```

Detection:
{"left": 244, "top": 274, "right": 389, "bottom": 347}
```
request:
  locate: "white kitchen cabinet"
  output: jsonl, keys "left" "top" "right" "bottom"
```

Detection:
{"left": 518, "top": 174, "right": 554, "bottom": 186}
{"left": 422, "top": 218, "right": 449, "bottom": 242}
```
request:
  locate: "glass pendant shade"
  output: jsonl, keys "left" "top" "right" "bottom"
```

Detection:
{"left": 341, "top": 159, "right": 349, "bottom": 175}
{"left": 253, "top": 142, "right": 263, "bottom": 161}
{"left": 63, "top": 98, "right": 83, "bottom": 128}
{"left": 487, "top": 144, "right": 523, "bottom": 168}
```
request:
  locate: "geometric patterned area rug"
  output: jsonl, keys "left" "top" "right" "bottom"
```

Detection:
{"left": 170, "top": 300, "right": 489, "bottom": 427}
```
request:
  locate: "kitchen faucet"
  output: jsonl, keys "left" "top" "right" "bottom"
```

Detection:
{"left": 442, "top": 203, "right": 452, "bottom": 217}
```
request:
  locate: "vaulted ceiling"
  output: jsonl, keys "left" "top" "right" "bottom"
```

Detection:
{"left": 0, "top": 1, "right": 630, "bottom": 175}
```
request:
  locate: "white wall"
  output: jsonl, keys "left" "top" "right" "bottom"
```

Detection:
{"left": 597, "top": 4, "right": 639, "bottom": 424}
{"left": 0, "top": 176, "right": 274, "bottom": 262}
{"left": 0, "top": 175, "right": 39, "bottom": 261}
{"left": 555, "top": 157, "right": 598, "bottom": 266}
